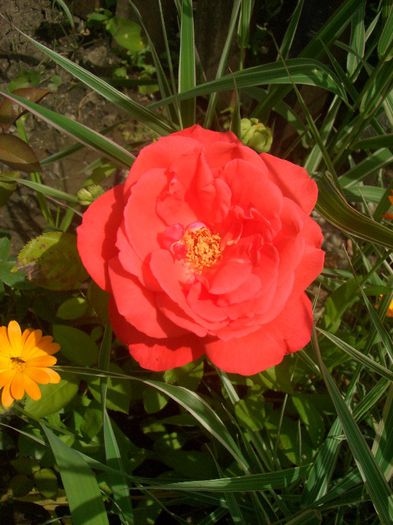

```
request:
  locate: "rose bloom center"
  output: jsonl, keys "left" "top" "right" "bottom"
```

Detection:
{"left": 183, "top": 227, "right": 222, "bottom": 273}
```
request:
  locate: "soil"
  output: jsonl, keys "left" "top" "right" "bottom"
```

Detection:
{"left": 0, "top": 0, "right": 150, "bottom": 253}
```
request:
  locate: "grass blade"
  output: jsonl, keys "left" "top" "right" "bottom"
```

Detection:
{"left": 346, "top": 1, "right": 365, "bottom": 76}
{"left": 42, "top": 424, "right": 109, "bottom": 525}
{"left": 178, "top": 0, "right": 196, "bottom": 127}
{"left": 339, "top": 148, "right": 393, "bottom": 188}
{"left": 316, "top": 174, "right": 393, "bottom": 250}
{"left": 318, "top": 328, "right": 393, "bottom": 382}
{"left": 141, "top": 379, "right": 249, "bottom": 472}
{"left": 14, "top": 25, "right": 176, "bottom": 136}
{"left": 204, "top": 0, "right": 242, "bottom": 128}
{"left": 152, "top": 58, "right": 348, "bottom": 109}
{"left": 100, "top": 327, "right": 134, "bottom": 525}
{"left": 0, "top": 91, "right": 135, "bottom": 167}
{"left": 312, "top": 331, "right": 393, "bottom": 524}
{"left": 147, "top": 467, "right": 307, "bottom": 492}
{"left": 0, "top": 174, "right": 79, "bottom": 203}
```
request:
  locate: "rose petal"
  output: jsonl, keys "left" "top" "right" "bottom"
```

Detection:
{"left": 223, "top": 159, "right": 283, "bottom": 221}
{"left": 205, "top": 327, "right": 286, "bottom": 376}
{"left": 261, "top": 153, "right": 318, "bottom": 214}
{"left": 174, "top": 125, "right": 238, "bottom": 145}
{"left": 209, "top": 258, "right": 253, "bottom": 295}
{"left": 124, "top": 169, "right": 167, "bottom": 261}
{"left": 269, "top": 292, "right": 314, "bottom": 353}
{"left": 206, "top": 292, "right": 313, "bottom": 375}
{"left": 108, "top": 257, "right": 184, "bottom": 339}
{"left": 149, "top": 249, "right": 225, "bottom": 333}
{"left": 124, "top": 136, "right": 199, "bottom": 192}
{"left": 77, "top": 184, "right": 125, "bottom": 290}
{"left": 129, "top": 336, "right": 204, "bottom": 372}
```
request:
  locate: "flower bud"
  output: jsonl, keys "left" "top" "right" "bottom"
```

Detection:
{"left": 77, "top": 184, "right": 104, "bottom": 206}
{"left": 240, "top": 118, "right": 273, "bottom": 153}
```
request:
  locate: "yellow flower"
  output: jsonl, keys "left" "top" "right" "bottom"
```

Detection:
{"left": 0, "top": 321, "right": 61, "bottom": 408}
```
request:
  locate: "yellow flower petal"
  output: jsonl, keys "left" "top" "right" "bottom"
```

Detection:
{"left": 25, "top": 367, "right": 51, "bottom": 384}
{"left": 23, "top": 374, "right": 42, "bottom": 401}
{"left": 7, "top": 321, "right": 23, "bottom": 356}
{"left": 0, "top": 369, "right": 16, "bottom": 388}
{"left": 44, "top": 368, "right": 61, "bottom": 384}
{"left": 37, "top": 336, "right": 60, "bottom": 355}
{"left": 1, "top": 383, "right": 14, "bottom": 408}
{"left": 27, "top": 355, "right": 57, "bottom": 368}
{"left": 10, "top": 372, "right": 25, "bottom": 400}
{"left": 0, "top": 326, "right": 11, "bottom": 356}
{"left": 23, "top": 329, "right": 42, "bottom": 354}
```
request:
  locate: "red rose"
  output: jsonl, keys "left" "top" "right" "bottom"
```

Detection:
{"left": 77, "top": 125, "right": 324, "bottom": 375}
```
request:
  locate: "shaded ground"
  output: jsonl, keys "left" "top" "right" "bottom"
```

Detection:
{"left": 0, "top": 0, "right": 150, "bottom": 252}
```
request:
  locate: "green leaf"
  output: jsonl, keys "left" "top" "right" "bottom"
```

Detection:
{"left": 0, "top": 133, "right": 41, "bottom": 172}
{"left": 106, "top": 17, "right": 144, "bottom": 53}
{"left": 0, "top": 170, "right": 19, "bottom": 206}
{"left": 178, "top": 0, "right": 196, "bottom": 127}
{"left": 141, "top": 379, "right": 249, "bottom": 472}
{"left": 24, "top": 376, "right": 79, "bottom": 418}
{"left": 378, "top": 7, "right": 393, "bottom": 59}
{"left": 313, "top": 333, "right": 393, "bottom": 524}
{"left": 143, "top": 389, "right": 169, "bottom": 414}
{"left": 292, "top": 395, "right": 325, "bottom": 447}
{"left": 0, "top": 91, "right": 135, "bottom": 167}
{"left": 318, "top": 329, "right": 393, "bottom": 382}
{"left": 103, "top": 411, "right": 134, "bottom": 523}
{"left": 346, "top": 1, "right": 365, "bottom": 76}
{"left": 15, "top": 30, "right": 175, "bottom": 136}
{"left": 235, "top": 396, "right": 265, "bottom": 432}
{"left": 56, "top": 297, "right": 89, "bottom": 320}
{"left": 0, "top": 173, "right": 79, "bottom": 204}
{"left": 16, "top": 232, "right": 88, "bottom": 290}
{"left": 339, "top": 148, "right": 393, "bottom": 188}
{"left": 351, "top": 133, "right": 393, "bottom": 150}
{"left": 204, "top": 0, "right": 242, "bottom": 128}
{"left": 360, "top": 61, "right": 393, "bottom": 118}
{"left": 316, "top": 174, "right": 393, "bottom": 250}
{"left": 0, "top": 87, "right": 49, "bottom": 128}
{"left": 53, "top": 325, "right": 99, "bottom": 366}
{"left": 42, "top": 425, "right": 109, "bottom": 525}
{"left": 147, "top": 466, "right": 307, "bottom": 492}
{"left": 154, "top": 59, "right": 348, "bottom": 109}
{"left": 34, "top": 467, "right": 58, "bottom": 499}
{"left": 163, "top": 360, "right": 204, "bottom": 390}
{"left": 89, "top": 363, "right": 132, "bottom": 414}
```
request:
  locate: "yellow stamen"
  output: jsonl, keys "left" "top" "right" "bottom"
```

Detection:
{"left": 183, "top": 227, "right": 222, "bottom": 273}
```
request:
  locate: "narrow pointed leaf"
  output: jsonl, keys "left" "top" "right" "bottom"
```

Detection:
{"left": 178, "top": 0, "right": 196, "bottom": 126}
{"left": 0, "top": 91, "right": 134, "bottom": 167}
{"left": 42, "top": 425, "right": 109, "bottom": 525}
{"left": 316, "top": 174, "right": 393, "bottom": 250}
{"left": 16, "top": 28, "right": 176, "bottom": 136}
{"left": 141, "top": 379, "right": 249, "bottom": 471}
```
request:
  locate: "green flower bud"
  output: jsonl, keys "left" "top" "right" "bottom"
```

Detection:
{"left": 240, "top": 117, "right": 273, "bottom": 153}
{"left": 77, "top": 184, "right": 104, "bottom": 206}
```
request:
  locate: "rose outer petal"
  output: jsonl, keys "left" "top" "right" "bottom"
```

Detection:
{"left": 77, "top": 184, "right": 125, "bottom": 290}
{"left": 109, "top": 298, "right": 204, "bottom": 371}
{"left": 205, "top": 292, "right": 313, "bottom": 375}
{"left": 129, "top": 337, "right": 204, "bottom": 372}
{"left": 261, "top": 153, "right": 318, "bottom": 214}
